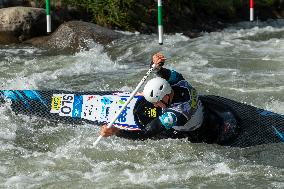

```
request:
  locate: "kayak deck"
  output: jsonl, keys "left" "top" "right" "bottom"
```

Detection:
{"left": 0, "top": 90, "right": 283, "bottom": 147}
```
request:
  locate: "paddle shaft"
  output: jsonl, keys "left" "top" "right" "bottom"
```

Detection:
{"left": 93, "top": 66, "right": 156, "bottom": 146}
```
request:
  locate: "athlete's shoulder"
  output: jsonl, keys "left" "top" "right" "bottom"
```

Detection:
{"left": 168, "top": 69, "right": 184, "bottom": 85}
{"left": 156, "top": 68, "right": 184, "bottom": 85}
{"left": 159, "top": 111, "right": 178, "bottom": 130}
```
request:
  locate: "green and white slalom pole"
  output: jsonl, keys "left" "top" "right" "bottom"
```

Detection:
{"left": 158, "top": 0, "right": 163, "bottom": 45}
{"left": 46, "top": 0, "right": 51, "bottom": 33}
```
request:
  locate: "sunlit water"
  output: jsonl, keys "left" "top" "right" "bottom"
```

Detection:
{"left": 0, "top": 20, "right": 284, "bottom": 188}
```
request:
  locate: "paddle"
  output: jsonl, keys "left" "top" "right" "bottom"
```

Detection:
{"left": 93, "top": 65, "right": 156, "bottom": 147}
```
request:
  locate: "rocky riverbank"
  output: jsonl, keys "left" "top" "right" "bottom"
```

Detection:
{"left": 0, "top": 7, "right": 46, "bottom": 44}
{"left": 0, "top": 6, "right": 122, "bottom": 53}
{"left": 0, "top": 1, "right": 284, "bottom": 53}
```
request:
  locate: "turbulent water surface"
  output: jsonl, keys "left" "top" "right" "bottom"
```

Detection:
{"left": 0, "top": 20, "right": 284, "bottom": 188}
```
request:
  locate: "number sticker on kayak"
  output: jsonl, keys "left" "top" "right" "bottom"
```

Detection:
{"left": 50, "top": 94, "right": 74, "bottom": 116}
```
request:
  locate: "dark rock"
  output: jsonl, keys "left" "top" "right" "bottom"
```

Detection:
{"left": 0, "top": 7, "right": 47, "bottom": 44}
{"left": 183, "top": 31, "right": 203, "bottom": 39}
{"left": 25, "top": 21, "right": 124, "bottom": 53}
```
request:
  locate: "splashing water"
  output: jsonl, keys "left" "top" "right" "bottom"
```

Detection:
{"left": 0, "top": 20, "right": 284, "bottom": 188}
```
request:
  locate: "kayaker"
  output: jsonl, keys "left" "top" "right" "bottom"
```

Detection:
{"left": 100, "top": 53, "right": 237, "bottom": 144}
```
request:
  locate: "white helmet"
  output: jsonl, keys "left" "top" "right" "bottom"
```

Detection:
{"left": 143, "top": 77, "right": 172, "bottom": 103}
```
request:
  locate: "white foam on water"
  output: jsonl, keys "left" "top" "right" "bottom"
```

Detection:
{"left": 4, "top": 175, "right": 32, "bottom": 188}
{"left": 207, "top": 162, "right": 234, "bottom": 176}
{"left": 265, "top": 100, "right": 284, "bottom": 114}
{"left": 230, "top": 86, "right": 284, "bottom": 93}
{"left": 0, "top": 20, "right": 284, "bottom": 188}
{"left": 271, "top": 182, "right": 284, "bottom": 188}
{"left": 0, "top": 103, "right": 17, "bottom": 141}
{"left": 0, "top": 46, "right": 40, "bottom": 55}
{"left": 1, "top": 44, "right": 123, "bottom": 90}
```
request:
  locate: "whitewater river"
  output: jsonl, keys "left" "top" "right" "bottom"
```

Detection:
{"left": 0, "top": 20, "right": 284, "bottom": 188}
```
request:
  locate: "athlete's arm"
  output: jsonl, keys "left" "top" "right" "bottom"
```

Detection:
{"left": 115, "top": 118, "right": 166, "bottom": 140}
{"left": 151, "top": 53, "right": 184, "bottom": 85}
{"left": 116, "top": 110, "right": 188, "bottom": 140}
{"left": 99, "top": 122, "right": 163, "bottom": 140}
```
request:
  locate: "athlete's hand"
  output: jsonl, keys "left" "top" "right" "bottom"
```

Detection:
{"left": 152, "top": 52, "right": 166, "bottom": 70}
{"left": 136, "top": 92, "right": 144, "bottom": 96}
{"left": 100, "top": 124, "right": 120, "bottom": 137}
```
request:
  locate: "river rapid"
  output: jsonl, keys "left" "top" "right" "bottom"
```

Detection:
{"left": 0, "top": 20, "right": 284, "bottom": 188}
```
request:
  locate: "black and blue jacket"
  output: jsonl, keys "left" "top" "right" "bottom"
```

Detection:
{"left": 117, "top": 67, "right": 204, "bottom": 140}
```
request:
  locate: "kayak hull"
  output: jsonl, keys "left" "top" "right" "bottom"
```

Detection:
{"left": 0, "top": 90, "right": 283, "bottom": 147}
{"left": 200, "top": 95, "right": 284, "bottom": 147}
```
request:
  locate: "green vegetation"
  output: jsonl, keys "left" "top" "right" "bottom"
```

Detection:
{"left": 61, "top": 0, "right": 146, "bottom": 30}
{"left": 27, "top": 0, "right": 284, "bottom": 32}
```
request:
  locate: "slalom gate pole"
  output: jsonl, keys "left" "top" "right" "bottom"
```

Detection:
{"left": 93, "top": 66, "right": 156, "bottom": 147}
{"left": 250, "top": 0, "right": 254, "bottom": 21}
{"left": 158, "top": 0, "right": 163, "bottom": 45}
{"left": 46, "top": 0, "right": 51, "bottom": 33}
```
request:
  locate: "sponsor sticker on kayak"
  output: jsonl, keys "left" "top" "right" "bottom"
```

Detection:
{"left": 50, "top": 94, "right": 74, "bottom": 117}
{"left": 49, "top": 93, "right": 141, "bottom": 130}
{"left": 51, "top": 94, "right": 62, "bottom": 113}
